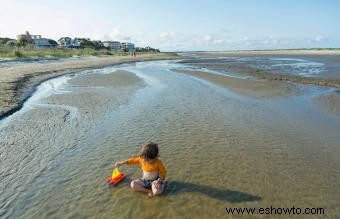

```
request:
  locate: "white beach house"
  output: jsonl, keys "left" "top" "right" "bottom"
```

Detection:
{"left": 121, "top": 42, "right": 135, "bottom": 51}
{"left": 103, "top": 41, "right": 121, "bottom": 51}
{"left": 58, "top": 37, "right": 81, "bottom": 48}
{"left": 32, "top": 37, "right": 55, "bottom": 48}
{"left": 17, "top": 32, "right": 55, "bottom": 48}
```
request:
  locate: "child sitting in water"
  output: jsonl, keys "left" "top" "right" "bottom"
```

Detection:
{"left": 115, "top": 142, "right": 167, "bottom": 196}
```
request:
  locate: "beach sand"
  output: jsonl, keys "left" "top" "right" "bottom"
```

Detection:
{"left": 0, "top": 68, "right": 146, "bottom": 218}
{"left": 179, "top": 58, "right": 340, "bottom": 88}
{"left": 176, "top": 68, "right": 340, "bottom": 118}
{"left": 179, "top": 52, "right": 340, "bottom": 117}
{"left": 69, "top": 70, "right": 143, "bottom": 88}
{"left": 315, "top": 90, "right": 340, "bottom": 116}
{"left": 0, "top": 53, "right": 180, "bottom": 119}
{"left": 199, "top": 49, "right": 340, "bottom": 56}
{"left": 1, "top": 60, "right": 339, "bottom": 218}
{"left": 174, "top": 69, "right": 300, "bottom": 99}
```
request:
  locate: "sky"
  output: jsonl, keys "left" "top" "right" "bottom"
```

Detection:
{"left": 0, "top": 0, "right": 339, "bottom": 51}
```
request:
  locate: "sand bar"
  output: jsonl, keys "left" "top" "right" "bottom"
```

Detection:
{"left": 0, "top": 53, "right": 180, "bottom": 119}
{"left": 199, "top": 49, "right": 340, "bottom": 56}
{"left": 174, "top": 69, "right": 300, "bottom": 98}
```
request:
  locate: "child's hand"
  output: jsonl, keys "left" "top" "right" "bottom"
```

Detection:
{"left": 114, "top": 161, "right": 124, "bottom": 168}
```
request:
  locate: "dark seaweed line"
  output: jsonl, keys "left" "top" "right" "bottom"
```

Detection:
{"left": 251, "top": 69, "right": 340, "bottom": 88}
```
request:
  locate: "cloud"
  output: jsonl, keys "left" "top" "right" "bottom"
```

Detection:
{"left": 47, "top": 29, "right": 336, "bottom": 51}
{"left": 198, "top": 34, "right": 232, "bottom": 46}
{"left": 203, "top": 35, "right": 212, "bottom": 42}
{"left": 159, "top": 32, "right": 176, "bottom": 40}
{"left": 315, "top": 35, "right": 325, "bottom": 42}
{"left": 104, "top": 27, "right": 133, "bottom": 42}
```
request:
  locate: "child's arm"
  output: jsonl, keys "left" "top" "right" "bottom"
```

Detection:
{"left": 114, "top": 160, "right": 127, "bottom": 168}
{"left": 153, "top": 160, "right": 167, "bottom": 189}
{"left": 154, "top": 161, "right": 166, "bottom": 189}
{"left": 158, "top": 160, "right": 167, "bottom": 181}
{"left": 115, "top": 157, "right": 140, "bottom": 168}
{"left": 157, "top": 160, "right": 166, "bottom": 182}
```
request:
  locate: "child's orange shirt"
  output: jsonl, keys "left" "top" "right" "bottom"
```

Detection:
{"left": 126, "top": 157, "right": 167, "bottom": 178}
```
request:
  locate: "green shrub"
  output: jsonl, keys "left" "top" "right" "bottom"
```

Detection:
{"left": 0, "top": 46, "right": 156, "bottom": 58}
{"left": 14, "top": 50, "right": 23, "bottom": 57}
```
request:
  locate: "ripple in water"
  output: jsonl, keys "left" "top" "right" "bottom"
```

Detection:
{"left": 0, "top": 60, "right": 339, "bottom": 218}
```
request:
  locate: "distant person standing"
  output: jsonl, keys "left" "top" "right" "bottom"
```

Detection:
{"left": 131, "top": 48, "right": 136, "bottom": 57}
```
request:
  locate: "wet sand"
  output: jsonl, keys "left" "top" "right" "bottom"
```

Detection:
{"left": 315, "top": 90, "right": 340, "bottom": 116}
{"left": 0, "top": 68, "right": 145, "bottom": 218}
{"left": 0, "top": 53, "right": 180, "bottom": 120}
{"left": 69, "top": 70, "right": 143, "bottom": 88}
{"left": 174, "top": 69, "right": 300, "bottom": 99}
{"left": 197, "top": 50, "right": 340, "bottom": 80}
{"left": 1, "top": 61, "right": 339, "bottom": 218}
{"left": 179, "top": 58, "right": 340, "bottom": 88}
{"left": 179, "top": 52, "right": 340, "bottom": 118}
{"left": 200, "top": 49, "right": 340, "bottom": 56}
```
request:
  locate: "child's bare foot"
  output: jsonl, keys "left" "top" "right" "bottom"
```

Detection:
{"left": 148, "top": 190, "right": 153, "bottom": 198}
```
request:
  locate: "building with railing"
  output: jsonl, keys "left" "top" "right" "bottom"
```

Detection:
{"left": 120, "top": 42, "right": 135, "bottom": 51}
{"left": 103, "top": 41, "right": 121, "bottom": 51}
{"left": 58, "top": 37, "right": 81, "bottom": 48}
{"left": 17, "top": 31, "right": 55, "bottom": 48}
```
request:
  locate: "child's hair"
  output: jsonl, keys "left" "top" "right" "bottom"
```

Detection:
{"left": 140, "top": 142, "right": 159, "bottom": 161}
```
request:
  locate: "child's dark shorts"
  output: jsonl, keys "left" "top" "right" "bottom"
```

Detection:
{"left": 141, "top": 179, "right": 156, "bottom": 189}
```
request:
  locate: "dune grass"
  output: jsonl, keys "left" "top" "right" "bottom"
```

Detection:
{"left": 0, "top": 46, "right": 132, "bottom": 58}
